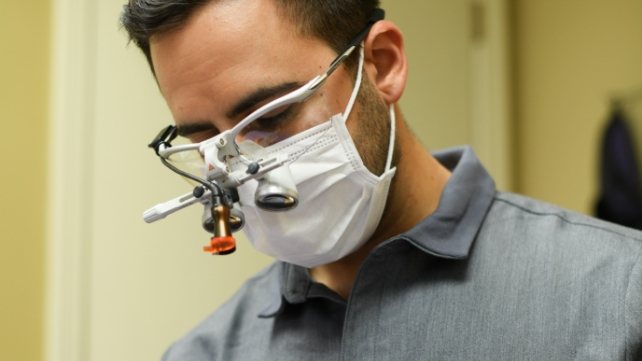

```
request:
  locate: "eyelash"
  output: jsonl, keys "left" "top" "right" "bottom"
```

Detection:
{"left": 186, "top": 104, "right": 297, "bottom": 143}
{"left": 189, "top": 129, "right": 219, "bottom": 143}
{"left": 251, "top": 105, "right": 295, "bottom": 131}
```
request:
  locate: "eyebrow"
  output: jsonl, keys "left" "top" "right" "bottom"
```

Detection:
{"left": 226, "top": 81, "right": 301, "bottom": 119}
{"left": 175, "top": 81, "right": 302, "bottom": 138}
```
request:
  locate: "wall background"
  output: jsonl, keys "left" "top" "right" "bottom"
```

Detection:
{"left": 513, "top": 0, "right": 642, "bottom": 214}
{"left": 0, "top": 2, "right": 50, "bottom": 361}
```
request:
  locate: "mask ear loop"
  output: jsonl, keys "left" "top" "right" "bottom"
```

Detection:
{"left": 342, "top": 45, "right": 366, "bottom": 120}
{"left": 384, "top": 105, "right": 396, "bottom": 171}
{"left": 341, "top": 45, "right": 396, "bottom": 173}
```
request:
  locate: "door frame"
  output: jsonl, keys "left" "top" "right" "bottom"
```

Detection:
{"left": 45, "top": 0, "right": 97, "bottom": 360}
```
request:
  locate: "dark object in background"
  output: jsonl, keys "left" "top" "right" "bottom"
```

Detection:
{"left": 595, "top": 106, "right": 642, "bottom": 229}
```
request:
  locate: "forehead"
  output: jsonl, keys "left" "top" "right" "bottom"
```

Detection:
{"left": 149, "top": 0, "right": 334, "bottom": 122}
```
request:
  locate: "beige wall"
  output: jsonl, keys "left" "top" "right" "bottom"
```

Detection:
{"left": 385, "top": 0, "right": 472, "bottom": 150}
{"left": 514, "top": 0, "right": 642, "bottom": 213}
{"left": 0, "top": 2, "right": 50, "bottom": 361}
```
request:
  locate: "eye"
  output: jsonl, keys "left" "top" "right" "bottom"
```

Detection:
{"left": 185, "top": 128, "right": 219, "bottom": 143}
{"left": 176, "top": 122, "right": 220, "bottom": 143}
{"left": 245, "top": 105, "right": 294, "bottom": 133}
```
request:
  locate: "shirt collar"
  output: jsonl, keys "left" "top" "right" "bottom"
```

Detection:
{"left": 259, "top": 262, "right": 306, "bottom": 318}
{"left": 259, "top": 146, "right": 496, "bottom": 317}
{"left": 400, "top": 146, "right": 496, "bottom": 259}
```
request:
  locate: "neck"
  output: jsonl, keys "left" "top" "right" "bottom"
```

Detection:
{"left": 309, "top": 110, "right": 451, "bottom": 299}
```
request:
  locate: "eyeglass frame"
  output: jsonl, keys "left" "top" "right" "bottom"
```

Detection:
{"left": 148, "top": 8, "right": 385, "bottom": 165}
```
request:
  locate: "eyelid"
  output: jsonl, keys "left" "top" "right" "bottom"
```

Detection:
{"left": 259, "top": 104, "right": 292, "bottom": 119}
{"left": 179, "top": 84, "right": 302, "bottom": 142}
{"left": 238, "top": 83, "right": 304, "bottom": 120}
{"left": 176, "top": 123, "right": 219, "bottom": 138}
{"left": 245, "top": 105, "right": 293, "bottom": 130}
{"left": 182, "top": 128, "right": 220, "bottom": 143}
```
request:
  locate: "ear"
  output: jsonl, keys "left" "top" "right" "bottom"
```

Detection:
{"left": 363, "top": 20, "right": 408, "bottom": 104}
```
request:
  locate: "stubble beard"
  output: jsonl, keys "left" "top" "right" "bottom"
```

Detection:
{"left": 349, "top": 76, "right": 395, "bottom": 176}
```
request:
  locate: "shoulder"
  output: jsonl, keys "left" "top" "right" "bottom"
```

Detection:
{"left": 161, "top": 262, "right": 282, "bottom": 361}
{"left": 476, "top": 191, "right": 642, "bottom": 300}
{"left": 488, "top": 191, "right": 642, "bottom": 250}
{"left": 477, "top": 192, "right": 642, "bottom": 358}
{"left": 481, "top": 192, "right": 642, "bottom": 278}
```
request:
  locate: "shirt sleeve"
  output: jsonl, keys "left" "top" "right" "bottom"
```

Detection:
{"left": 626, "top": 249, "right": 642, "bottom": 361}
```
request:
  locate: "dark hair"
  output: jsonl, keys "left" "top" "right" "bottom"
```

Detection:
{"left": 120, "top": 0, "right": 381, "bottom": 73}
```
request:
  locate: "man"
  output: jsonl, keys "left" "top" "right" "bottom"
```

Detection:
{"left": 121, "top": 0, "right": 642, "bottom": 360}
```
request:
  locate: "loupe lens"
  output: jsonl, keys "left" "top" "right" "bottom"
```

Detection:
{"left": 254, "top": 165, "right": 298, "bottom": 211}
{"left": 256, "top": 193, "right": 298, "bottom": 211}
{"left": 165, "top": 140, "right": 205, "bottom": 185}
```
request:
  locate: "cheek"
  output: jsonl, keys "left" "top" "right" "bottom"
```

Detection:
{"left": 315, "top": 66, "right": 359, "bottom": 118}
{"left": 346, "top": 78, "right": 391, "bottom": 175}
{"left": 296, "top": 92, "right": 343, "bottom": 129}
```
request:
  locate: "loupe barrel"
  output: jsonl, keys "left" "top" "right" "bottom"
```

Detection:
{"left": 255, "top": 164, "right": 298, "bottom": 211}
{"left": 202, "top": 203, "right": 245, "bottom": 233}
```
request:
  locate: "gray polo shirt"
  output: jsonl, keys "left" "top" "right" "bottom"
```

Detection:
{"left": 162, "top": 146, "right": 642, "bottom": 361}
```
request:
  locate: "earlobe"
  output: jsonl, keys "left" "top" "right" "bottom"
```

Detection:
{"left": 363, "top": 21, "right": 408, "bottom": 104}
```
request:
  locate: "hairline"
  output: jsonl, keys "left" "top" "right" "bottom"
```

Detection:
{"left": 136, "top": 0, "right": 363, "bottom": 76}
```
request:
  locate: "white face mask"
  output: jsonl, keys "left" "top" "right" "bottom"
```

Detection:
{"left": 232, "top": 51, "right": 397, "bottom": 268}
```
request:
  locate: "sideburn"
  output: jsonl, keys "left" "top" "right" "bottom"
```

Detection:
{"left": 349, "top": 76, "right": 393, "bottom": 176}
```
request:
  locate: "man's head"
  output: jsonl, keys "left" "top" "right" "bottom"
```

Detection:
{"left": 123, "top": 0, "right": 407, "bottom": 175}
{"left": 121, "top": 0, "right": 381, "bottom": 75}
{"left": 124, "top": 0, "right": 417, "bottom": 267}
